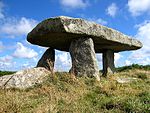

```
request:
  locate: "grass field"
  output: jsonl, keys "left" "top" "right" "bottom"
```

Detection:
{"left": 0, "top": 65, "right": 150, "bottom": 113}
{"left": 0, "top": 70, "right": 15, "bottom": 77}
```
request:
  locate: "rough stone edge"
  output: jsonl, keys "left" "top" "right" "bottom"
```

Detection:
{"left": 0, "top": 67, "right": 50, "bottom": 89}
{"left": 27, "top": 16, "right": 142, "bottom": 49}
{"left": 60, "top": 16, "right": 142, "bottom": 48}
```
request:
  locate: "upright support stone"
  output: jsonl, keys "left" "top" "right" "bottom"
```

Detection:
{"left": 37, "top": 48, "right": 55, "bottom": 73}
{"left": 102, "top": 50, "right": 115, "bottom": 76}
{"left": 69, "top": 37, "right": 100, "bottom": 81}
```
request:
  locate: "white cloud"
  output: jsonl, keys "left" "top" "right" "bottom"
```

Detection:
{"left": 0, "top": 1, "right": 4, "bottom": 19}
{"left": 55, "top": 51, "right": 71, "bottom": 71}
{"left": 53, "top": 51, "right": 122, "bottom": 71}
{"left": 0, "top": 2, "right": 38, "bottom": 37}
{"left": 139, "top": 58, "right": 150, "bottom": 65}
{"left": 125, "top": 60, "right": 131, "bottom": 66}
{"left": 13, "top": 42, "right": 38, "bottom": 59}
{"left": 0, "top": 55, "right": 13, "bottom": 62}
{"left": 21, "top": 62, "right": 34, "bottom": 70}
{"left": 128, "top": 0, "right": 150, "bottom": 16}
{"left": 0, "top": 41, "right": 4, "bottom": 52}
{"left": 115, "top": 53, "right": 122, "bottom": 63}
{"left": 96, "top": 18, "right": 108, "bottom": 25}
{"left": 60, "top": 0, "right": 88, "bottom": 9}
{"left": 96, "top": 53, "right": 122, "bottom": 68}
{"left": 88, "top": 18, "right": 107, "bottom": 25}
{"left": 0, "top": 17, "right": 38, "bottom": 36}
{"left": 96, "top": 54, "right": 102, "bottom": 69}
{"left": 96, "top": 54, "right": 102, "bottom": 62}
{"left": 106, "top": 3, "right": 118, "bottom": 17}
{"left": 0, "top": 55, "right": 14, "bottom": 70}
{"left": 114, "top": 53, "right": 122, "bottom": 67}
{"left": 129, "top": 20, "right": 150, "bottom": 65}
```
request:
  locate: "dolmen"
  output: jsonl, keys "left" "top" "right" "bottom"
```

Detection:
{"left": 27, "top": 16, "right": 142, "bottom": 81}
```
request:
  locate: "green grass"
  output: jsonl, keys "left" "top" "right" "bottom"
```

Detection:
{"left": 116, "top": 64, "right": 150, "bottom": 72}
{"left": 0, "top": 67, "right": 150, "bottom": 113}
{"left": 0, "top": 70, "right": 15, "bottom": 77}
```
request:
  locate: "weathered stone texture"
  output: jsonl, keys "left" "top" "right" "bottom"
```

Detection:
{"left": 69, "top": 37, "right": 100, "bottom": 81}
{"left": 26, "top": 16, "right": 143, "bottom": 77}
{"left": 0, "top": 67, "right": 50, "bottom": 89}
{"left": 102, "top": 50, "right": 115, "bottom": 76}
{"left": 116, "top": 77, "right": 137, "bottom": 84}
{"left": 27, "top": 16, "right": 142, "bottom": 53}
{"left": 37, "top": 48, "right": 55, "bottom": 73}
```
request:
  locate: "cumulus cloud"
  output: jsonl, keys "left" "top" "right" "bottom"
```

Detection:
{"left": 96, "top": 18, "right": 108, "bottom": 25}
{"left": 0, "top": 55, "right": 15, "bottom": 70}
{"left": 129, "top": 20, "right": 150, "bottom": 65}
{"left": 21, "top": 61, "right": 34, "bottom": 70}
{"left": 97, "top": 53, "right": 122, "bottom": 64}
{"left": 125, "top": 60, "right": 131, "bottom": 66}
{"left": 60, "top": 0, "right": 88, "bottom": 9}
{"left": 13, "top": 42, "right": 38, "bottom": 59}
{"left": 128, "top": 0, "right": 150, "bottom": 16}
{"left": 115, "top": 53, "right": 122, "bottom": 65}
{"left": 96, "top": 54, "right": 102, "bottom": 69}
{"left": 55, "top": 51, "right": 71, "bottom": 71}
{"left": 54, "top": 51, "right": 122, "bottom": 71}
{"left": 0, "top": 17, "right": 38, "bottom": 37}
{"left": 96, "top": 53, "right": 122, "bottom": 68}
{"left": 0, "top": 1, "right": 4, "bottom": 19}
{"left": 88, "top": 18, "right": 107, "bottom": 25}
{"left": 106, "top": 3, "right": 118, "bottom": 17}
{"left": 0, "top": 1, "right": 38, "bottom": 37}
{"left": 96, "top": 54, "right": 102, "bottom": 62}
{"left": 0, "top": 2, "right": 38, "bottom": 70}
{"left": 0, "top": 55, "right": 13, "bottom": 62}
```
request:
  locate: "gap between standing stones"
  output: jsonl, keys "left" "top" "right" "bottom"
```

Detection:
{"left": 37, "top": 37, "right": 115, "bottom": 81}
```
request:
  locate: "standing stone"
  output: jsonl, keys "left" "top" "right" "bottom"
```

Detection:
{"left": 37, "top": 48, "right": 55, "bottom": 73}
{"left": 69, "top": 37, "right": 100, "bottom": 81}
{"left": 102, "top": 50, "right": 115, "bottom": 76}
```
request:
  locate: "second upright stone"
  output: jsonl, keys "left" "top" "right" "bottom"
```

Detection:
{"left": 69, "top": 37, "right": 100, "bottom": 81}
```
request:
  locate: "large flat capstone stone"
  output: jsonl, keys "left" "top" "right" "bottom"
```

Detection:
{"left": 27, "top": 16, "right": 142, "bottom": 53}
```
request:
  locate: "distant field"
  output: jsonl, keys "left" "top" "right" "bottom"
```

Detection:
{"left": 0, "top": 64, "right": 150, "bottom": 113}
{"left": 0, "top": 64, "right": 150, "bottom": 76}
{"left": 0, "top": 71, "right": 15, "bottom": 77}
{"left": 116, "top": 64, "right": 150, "bottom": 72}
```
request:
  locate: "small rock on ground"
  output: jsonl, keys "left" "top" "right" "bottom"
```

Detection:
{"left": 116, "top": 77, "right": 137, "bottom": 83}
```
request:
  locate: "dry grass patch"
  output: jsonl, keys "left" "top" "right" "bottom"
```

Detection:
{"left": 0, "top": 69, "right": 150, "bottom": 113}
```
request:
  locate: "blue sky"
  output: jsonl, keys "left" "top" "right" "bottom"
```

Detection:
{"left": 0, "top": 0, "right": 150, "bottom": 71}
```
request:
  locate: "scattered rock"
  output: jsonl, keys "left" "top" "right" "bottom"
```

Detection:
{"left": 116, "top": 77, "right": 138, "bottom": 83}
{"left": 69, "top": 37, "right": 100, "bottom": 81}
{"left": 0, "top": 67, "right": 50, "bottom": 89}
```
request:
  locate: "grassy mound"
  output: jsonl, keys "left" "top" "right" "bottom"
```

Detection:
{"left": 0, "top": 68, "right": 150, "bottom": 113}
